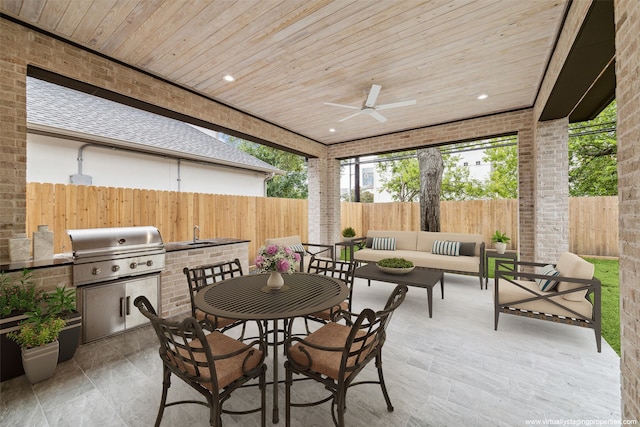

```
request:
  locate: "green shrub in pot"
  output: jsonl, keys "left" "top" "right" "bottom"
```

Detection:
{"left": 0, "top": 270, "right": 44, "bottom": 317}
{"left": 377, "top": 258, "right": 414, "bottom": 268}
{"left": 341, "top": 227, "right": 356, "bottom": 238}
{"left": 7, "top": 309, "right": 66, "bottom": 349}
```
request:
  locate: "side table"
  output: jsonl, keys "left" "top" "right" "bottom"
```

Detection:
{"left": 334, "top": 238, "right": 366, "bottom": 262}
{"left": 484, "top": 249, "right": 518, "bottom": 289}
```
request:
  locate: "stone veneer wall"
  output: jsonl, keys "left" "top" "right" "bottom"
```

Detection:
{"left": 161, "top": 243, "right": 249, "bottom": 318}
{"left": 615, "top": 0, "right": 640, "bottom": 420}
{"left": 534, "top": 118, "right": 570, "bottom": 263}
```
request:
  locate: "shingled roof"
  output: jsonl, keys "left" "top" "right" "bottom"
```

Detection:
{"left": 26, "top": 77, "right": 282, "bottom": 174}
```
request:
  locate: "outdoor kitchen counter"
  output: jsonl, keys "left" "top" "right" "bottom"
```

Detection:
{"left": 164, "top": 237, "right": 250, "bottom": 252}
{"left": 0, "top": 253, "right": 73, "bottom": 273}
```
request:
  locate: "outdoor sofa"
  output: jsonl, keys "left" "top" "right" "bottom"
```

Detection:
{"left": 494, "top": 252, "right": 601, "bottom": 352}
{"left": 351, "top": 229, "right": 486, "bottom": 288}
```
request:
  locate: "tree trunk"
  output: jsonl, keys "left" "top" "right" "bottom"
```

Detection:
{"left": 417, "top": 148, "right": 443, "bottom": 231}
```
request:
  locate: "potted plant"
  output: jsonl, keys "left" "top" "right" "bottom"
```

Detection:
{"left": 44, "top": 285, "right": 81, "bottom": 363}
{"left": 0, "top": 270, "right": 44, "bottom": 382}
{"left": 341, "top": 227, "right": 356, "bottom": 241}
{"left": 7, "top": 308, "right": 66, "bottom": 384}
{"left": 491, "top": 230, "right": 511, "bottom": 254}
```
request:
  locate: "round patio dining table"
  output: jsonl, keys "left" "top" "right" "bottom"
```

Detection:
{"left": 194, "top": 272, "right": 348, "bottom": 424}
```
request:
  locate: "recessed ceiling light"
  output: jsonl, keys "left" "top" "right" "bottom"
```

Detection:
{"left": 329, "top": 128, "right": 336, "bottom": 133}
{"left": 477, "top": 94, "right": 488, "bottom": 100}
{"left": 223, "top": 74, "right": 235, "bottom": 82}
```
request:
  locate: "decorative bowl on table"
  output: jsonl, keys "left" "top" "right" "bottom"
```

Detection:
{"left": 376, "top": 258, "right": 415, "bottom": 275}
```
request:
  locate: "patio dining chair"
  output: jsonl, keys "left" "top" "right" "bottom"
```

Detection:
{"left": 284, "top": 284, "right": 408, "bottom": 427}
{"left": 264, "top": 235, "right": 334, "bottom": 271}
{"left": 183, "top": 259, "right": 247, "bottom": 336}
{"left": 134, "top": 296, "right": 267, "bottom": 427}
{"left": 305, "top": 256, "right": 356, "bottom": 330}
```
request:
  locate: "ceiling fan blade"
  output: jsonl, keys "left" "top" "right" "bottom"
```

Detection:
{"left": 369, "top": 110, "right": 387, "bottom": 123}
{"left": 375, "top": 99, "right": 417, "bottom": 110}
{"left": 324, "top": 102, "right": 359, "bottom": 110}
{"left": 364, "top": 84, "right": 382, "bottom": 108}
{"left": 338, "top": 111, "right": 363, "bottom": 122}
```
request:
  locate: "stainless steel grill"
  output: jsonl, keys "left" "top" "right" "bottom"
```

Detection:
{"left": 66, "top": 226, "right": 166, "bottom": 343}
{"left": 67, "top": 226, "right": 165, "bottom": 286}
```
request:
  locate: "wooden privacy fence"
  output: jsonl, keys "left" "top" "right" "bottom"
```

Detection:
{"left": 26, "top": 183, "right": 618, "bottom": 263}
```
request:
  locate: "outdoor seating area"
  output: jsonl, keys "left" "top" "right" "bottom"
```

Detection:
{"left": 0, "top": 273, "right": 620, "bottom": 426}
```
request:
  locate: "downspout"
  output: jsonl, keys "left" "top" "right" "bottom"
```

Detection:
{"left": 177, "top": 159, "right": 181, "bottom": 192}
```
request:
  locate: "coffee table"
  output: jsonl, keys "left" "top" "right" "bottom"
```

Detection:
{"left": 354, "top": 263, "right": 444, "bottom": 318}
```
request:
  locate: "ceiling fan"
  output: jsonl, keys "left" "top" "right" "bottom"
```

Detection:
{"left": 324, "top": 84, "right": 416, "bottom": 123}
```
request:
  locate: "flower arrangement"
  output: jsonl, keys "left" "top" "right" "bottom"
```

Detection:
{"left": 255, "top": 244, "right": 301, "bottom": 274}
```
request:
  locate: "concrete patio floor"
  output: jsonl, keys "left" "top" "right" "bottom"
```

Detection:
{"left": 0, "top": 273, "right": 621, "bottom": 426}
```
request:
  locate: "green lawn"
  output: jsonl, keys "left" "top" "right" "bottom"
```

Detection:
{"left": 488, "top": 256, "right": 620, "bottom": 355}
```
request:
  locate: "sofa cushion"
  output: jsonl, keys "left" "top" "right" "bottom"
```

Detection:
{"left": 555, "top": 252, "right": 594, "bottom": 301}
{"left": 536, "top": 264, "right": 560, "bottom": 291}
{"left": 498, "top": 279, "right": 593, "bottom": 319}
{"left": 366, "top": 230, "right": 417, "bottom": 251}
{"left": 432, "top": 240, "right": 460, "bottom": 256}
{"left": 372, "top": 237, "right": 396, "bottom": 250}
{"left": 416, "top": 232, "right": 483, "bottom": 256}
{"left": 459, "top": 242, "right": 476, "bottom": 256}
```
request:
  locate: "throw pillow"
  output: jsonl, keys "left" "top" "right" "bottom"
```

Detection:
{"left": 288, "top": 243, "right": 305, "bottom": 253}
{"left": 432, "top": 240, "right": 460, "bottom": 256}
{"left": 372, "top": 237, "right": 396, "bottom": 251}
{"left": 536, "top": 264, "right": 560, "bottom": 291}
{"left": 459, "top": 242, "right": 476, "bottom": 256}
{"left": 366, "top": 237, "right": 373, "bottom": 248}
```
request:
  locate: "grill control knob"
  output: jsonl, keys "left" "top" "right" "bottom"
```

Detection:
{"left": 146, "top": 260, "right": 154, "bottom": 267}
{"left": 92, "top": 267, "right": 101, "bottom": 275}
{"left": 130, "top": 262, "right": 137, "bottom": 269}
{"left": 112, "top": 265, "right": 120, "bottom": 272}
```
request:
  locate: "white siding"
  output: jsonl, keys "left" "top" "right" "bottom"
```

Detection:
{"left": 27, "top": 133, "right": 266, "bottom": 196}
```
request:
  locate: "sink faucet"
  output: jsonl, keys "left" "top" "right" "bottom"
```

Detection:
{"left": 193, "top": 225, "right": 200, "bottom": 243}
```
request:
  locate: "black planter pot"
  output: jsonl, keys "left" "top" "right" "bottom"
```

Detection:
{"left": 0, "top": 312, "right": 28, "bottom": 382}
{"left": 58, "top": 311, "right": 82, "bottom": 363}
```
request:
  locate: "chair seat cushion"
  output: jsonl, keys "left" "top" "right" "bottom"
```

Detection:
{"left": 498, "top": 279, "right": 593, "bottom": 319}
{"left": 171, "top": 331, "right": 263, "bottom": 390}
{"left": 308, "top": 301, "right": 349, "bottom": 321}
{"left": 288, "top": 322, "right": 372, "bottom": 379}
{"left": 195, "top": 308, "right": 239, "bottom": 329}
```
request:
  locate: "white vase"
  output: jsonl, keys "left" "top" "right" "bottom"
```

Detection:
{"left": 22, "top": 340, "right": 59, "bottom": 384}
{"left": 495, "top": 242, "right": 507, "bottom": 254}
{"left": 267, "top": 271, "right": 285, "bottom": 290}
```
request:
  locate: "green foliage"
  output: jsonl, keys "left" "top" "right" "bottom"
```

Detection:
{"left": 341, "top": 227, "right": 356, "bottom": 238}
{"left": 483, "top": 144, "right": 518, "bottom": 199}
{"left": 341, "top": 189, "right": 374, "bottom": 202}
{"left": 569, "top": 101, "right": 617, "bottom": 196}
{"left": 0, "top": 270, "right": 44, "bottom": 317}
{"left": 490, "top": 230, "right": 510, "bottom": 243}
{"left": 232, "top": 137, "right": 308, "bottom": 199}
{"left": 44, "top": 286, "right": 77, "bottom": 316}
{"left": 376, "top": 152, "right": 420, "bottom": 202}
{"left": 441, "top": 152, "right": 485, "bottom": 200}
{"left": 377, "top": 258, "right": 414, "bottom": 268}
{"left": 7, "top": 309, "right": 66, "bottom": 349}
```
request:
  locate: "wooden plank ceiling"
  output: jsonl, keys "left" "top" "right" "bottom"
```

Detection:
{"left": 1, "top": 0, "right": 569, "bottom": 145}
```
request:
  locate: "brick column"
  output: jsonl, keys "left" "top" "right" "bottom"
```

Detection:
{"left": 307, "top": 156, "right": 341, "bottom": 246}
{"left": 0, "top": 20, "right": 28, "bottom": 259}
{"left": 517, "top": 123, "right": 535, "bottom": 262}
{"left": 533, "top": 118, "right": 570, "bottom": 263}
{"left": 615, "top": 0, "right": 640, "bottom": 420}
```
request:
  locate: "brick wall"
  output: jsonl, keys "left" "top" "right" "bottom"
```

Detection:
{"left": 308, "top": 157, "right": 341, "bottom": 245}
{"left": 161, "top": 243, "right": 249, "bottom": 318}
{"left": 615, "top": 0, "right": 640, "bottom": 420}
{"left": 534, "top": 119, "right": 570, "bottom": 263}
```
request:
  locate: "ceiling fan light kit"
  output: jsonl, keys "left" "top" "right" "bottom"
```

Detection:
{"left": 325, "top": 84, "right": 416, "bottom": 123}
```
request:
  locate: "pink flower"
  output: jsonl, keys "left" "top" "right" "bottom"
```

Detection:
{"left": 255, "top": 255, "right": 265, "bottom": 267}
{"left": 276, "top": 259, "right": 290, "bottom": 272}
{"left": 266, "top": 244, "right": 279, "bottom": 256}
{"left": 294, "top": 253, "right": 301, "bottom": 262}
